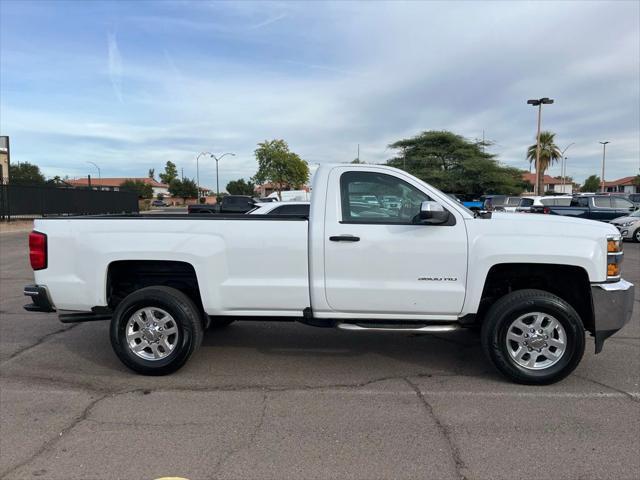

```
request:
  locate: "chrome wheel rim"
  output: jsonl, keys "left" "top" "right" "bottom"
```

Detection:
{"left": 125, "top": 307, "right": 179, "bottom": 361}
{"left": 505, "top": 312, "right": 566, "bottom": 370}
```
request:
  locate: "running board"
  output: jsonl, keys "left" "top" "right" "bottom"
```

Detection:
{"left": 337, "top": 323, "right": 460, "bottom": 333}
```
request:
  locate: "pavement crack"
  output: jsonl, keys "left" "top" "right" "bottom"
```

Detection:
{"left": 210, "top": 391, "right": 268, "bottom": 479}
{"left": 574, "top": 374, "right": 639, "bottom": 403}
{"left": 0, "top": 323, "right": 79, "bottom": 365}
{"left": 404, "top": 377, "right": 468, "bottom": 480}
{"left": 0, "top": 392, "right": 109, "bottom": 479}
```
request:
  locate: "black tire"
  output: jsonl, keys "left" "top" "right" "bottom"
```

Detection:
{"left": 481, "top": 289, "right": 585, "bottom": 385}
{"left": 633, "top": 227, "right": 640, "bottom": 243}
{"left": 110, "top": 286, "right": 204, "bottom": 375}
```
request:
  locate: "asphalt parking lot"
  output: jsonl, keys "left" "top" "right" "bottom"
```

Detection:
{"left": 1, "top": 230, "right": 638, "bottom": 480}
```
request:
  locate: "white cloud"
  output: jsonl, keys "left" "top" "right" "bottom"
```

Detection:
{"left": 1, "top": 1, "right": 638, "bottom": 188}
{"left": 107, "top": 32, "right": 123, "bottom": 103}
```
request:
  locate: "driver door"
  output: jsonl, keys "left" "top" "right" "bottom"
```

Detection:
{"left": 323, "top": 168, "right": 468, "bottom": 316}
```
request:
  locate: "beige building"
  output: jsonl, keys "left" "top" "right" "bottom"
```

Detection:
{"left": 0, "top": 136, "right": 9, "bottom": 184}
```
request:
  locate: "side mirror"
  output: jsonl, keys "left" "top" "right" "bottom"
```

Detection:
{"left": 418, "top": 201, "right": 450, "bottom": 225}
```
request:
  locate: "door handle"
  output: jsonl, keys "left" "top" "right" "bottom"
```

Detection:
{"left": 329, "top": 235, "right": 360, "bottom": 242}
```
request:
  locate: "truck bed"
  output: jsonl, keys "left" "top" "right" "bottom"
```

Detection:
{"left": 32, "top": 215, "right": 310, "bottom": 315}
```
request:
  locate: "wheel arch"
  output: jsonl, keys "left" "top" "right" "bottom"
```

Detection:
{"left": 475, "top": 263, "right": 595, "bottom": 334}
{"left": 106, "top": 260, "right": 205, "bottom": 322}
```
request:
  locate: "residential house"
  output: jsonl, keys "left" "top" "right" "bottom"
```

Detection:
{"left": 603, "top": 177, "right": 640, "bottom": 194}
{"left": 522, "top": 173, "right": 573, "bottom": 194}
{"left": 67, "top": 177, "right": 170, "bottom": 197}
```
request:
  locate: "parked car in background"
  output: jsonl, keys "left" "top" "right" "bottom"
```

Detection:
{"left": 151, "top": 199, "right": 168, "bottom": 207}
{"left": 249, "top": 202, "right": 310, "bottom": 216}
{"left": 267, "top": 190, "right": 311, "bottom": 202}
{"left": 516, "top": 196, "right": 572, "bottom": 214}
{"left": 626, "top": 193, "right": 640, "bottom": 209}
{"left": 481, "top": 195, "right": 521, "bottom": 212}
{"left": 188, "top": 195, "right": 256, "bottom": 214}
{"left": 545, "top": 195, "right": 636, "bottom": 222}
{"left": 449, "top": 194, "right": 482, "bottom": 211}
{"left": 610, "top": 209, "right": 640, "bottom": 242}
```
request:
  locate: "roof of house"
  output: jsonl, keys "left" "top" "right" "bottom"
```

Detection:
{"left": 521, "top": 173, "right": 564, "bottom": 185}
{"left": 603, "top": 176, "right": 637, "bottom": 187}
{"left": 67, "top": 177, "right": 168, "bottom": 188}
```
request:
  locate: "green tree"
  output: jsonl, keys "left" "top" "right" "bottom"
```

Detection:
{"left": 148, "top": 168, "right": 155, "bottom": 179}
{"left": 169, "top": 178, "right": 198, "bottom": 201}
{"left": 159, "top": 161, "right": 178, "bottom": 184}
{"left": 9, "top": 162, "right": 46, "bottom": 185}
{"left": 387, "top": 130, "right": 525, "bottom": 196}
{"left": 253, "top": 139, "right": 309, "bottom": 200}
{"left": 120, "top": 179, "right": 153, "bottom": 199}
{"left": 526, "top": 131, "right": 562, "bottom": 194}
{"left": 226, "top": 178, "right": 256, "bottom": 196}
{"left": 581, "top": 175, "right": 601, "bottom": 192}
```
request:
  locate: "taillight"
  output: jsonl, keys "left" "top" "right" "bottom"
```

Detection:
{"left": 29, "top": 231, "right": 47, "bottom": 270}
{"left": 543, "top": 207, "right": 550, "bottom": 214}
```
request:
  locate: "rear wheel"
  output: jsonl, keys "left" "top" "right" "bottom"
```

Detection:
{"left": 481, "top": 289, "right": 585, "bottom": 385}
{"left": 110, "top": 286, "right": 204, "bottom": 375}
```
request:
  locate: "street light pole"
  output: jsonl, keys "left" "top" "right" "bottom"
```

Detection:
{"left": 599, "top": 141, "right": 610, "bottom": 192}
{"left": 527, "top": 97, "right": 554, "bottom": 195}
{"left": 211, "top": 152, "right": 235, "bottom": 197}
{"left": 196, "top": 152, "right": 213, "bottom": 199}
{"left": 559, "top": 143, "right": 574, "bottom": 192}
{"left": 86, "top": 161, "right": 101, "bottom": 180}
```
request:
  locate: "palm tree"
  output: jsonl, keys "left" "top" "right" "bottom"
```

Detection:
{"left": 527, "top": 131, "right": 562, "bottom": 194}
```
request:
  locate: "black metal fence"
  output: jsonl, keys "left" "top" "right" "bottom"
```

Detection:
{"left": 0, "top": 184, "right": 139, "bottom": 220}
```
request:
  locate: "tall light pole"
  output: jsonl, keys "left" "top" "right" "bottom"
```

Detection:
{"left": 527, "top": 97, "right": 554, "bottom": 195}
{"left": 560, "top": 143, "right": 574, "bottom": 192}
{"left": 599, "top": 141, "right": 610, "bottom": 192}
{"left": 87, "top": 161, "right": 101, "bottom": 180}
{"left": 211, "top": 152, "right": 235, "bottom": 197}
{"left": 196, "top": 152, "right": 213, "bottom": 199}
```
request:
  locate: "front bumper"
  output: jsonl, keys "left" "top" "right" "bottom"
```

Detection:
{"left": 23, "top": 284, "right": 55, "bottom": 313}
{"left": 591, "top": 279, "right": 634, "bottom": 353}
{"left": 613, "top": 223, "right": 639, "bottom": 239}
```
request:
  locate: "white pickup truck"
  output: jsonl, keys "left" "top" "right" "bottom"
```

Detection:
{"left": 24, "top": 164, "right": 634, "bottom": 384}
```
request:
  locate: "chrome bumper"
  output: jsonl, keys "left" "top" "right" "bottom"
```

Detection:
{"left": 591, "top": 279, "right": 634, "bottom": 353}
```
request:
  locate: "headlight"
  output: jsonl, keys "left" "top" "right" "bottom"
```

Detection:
{"left": 619, "top": 221, "right": 638, "bottom": 227}
{"left": 606, "top": 235, "right": 623, "bottom": 281}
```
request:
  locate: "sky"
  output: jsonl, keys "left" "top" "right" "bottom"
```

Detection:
{"left": 0, "top": 0, "right": 638, "bottom": 190}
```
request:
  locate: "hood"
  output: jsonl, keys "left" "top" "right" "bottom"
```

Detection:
{"left": 466, "top": 211, "right": 619, "bottom": 238}
{"left": 610, "top": 215, "right": 640, "bottom": 225}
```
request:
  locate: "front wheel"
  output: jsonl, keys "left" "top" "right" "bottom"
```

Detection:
{"left": 481, "top": 289, "right": 585, "bottom": 385}
{"left": 633, "top": 227, "right": 640, "bottom": 243}
{"left": 110, "top": 286, "right": 204, "bottom": 375}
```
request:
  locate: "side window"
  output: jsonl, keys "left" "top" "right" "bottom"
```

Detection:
{"left": 612, "top": 197, "right": 632, "bottom": 209}
{"left": 340, "top": 171, "right": 431, "bottom": 224}
{"left": 272, "top": 204, "right": 309, "bottom": 215}
{"left": 519, "top": 198, "right": 533, "bottom": 207}
{"left": 571, "top": 197, "right": 589, "bottom": 207}
{"left": 594, "top": 197, "right": 612, "bottom": 208}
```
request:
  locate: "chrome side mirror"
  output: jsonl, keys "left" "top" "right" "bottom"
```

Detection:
{"left": 418, "top": 201, "right": 450, "bottom": 225}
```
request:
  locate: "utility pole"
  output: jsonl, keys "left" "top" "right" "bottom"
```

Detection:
{"left": 599, "top": 141, "right": 610, "bottom": 192}
{"left": 527, "top": 97, "right": 554, "bottom": 195}
{"left": 357, "top": 144, "right": 360, "bottom": 162}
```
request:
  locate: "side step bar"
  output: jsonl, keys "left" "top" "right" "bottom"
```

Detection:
{"left": 337, "top": 323, "right": 460, "bottom": 333}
